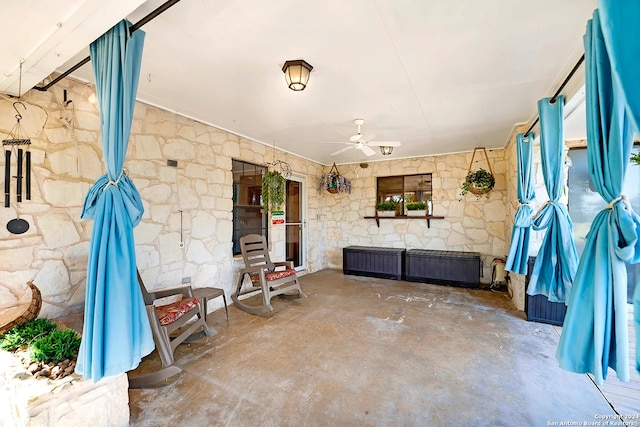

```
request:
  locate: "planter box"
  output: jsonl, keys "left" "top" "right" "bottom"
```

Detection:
{"left": 376, "top": 211, "right": 396, "bottom": 217}
{"left": 0, "top": 350, "right": 129, "bottom": 427}
{"left": 406, "top": 210, "right": 426, "bottom": 217}
{"left": 525, "top": 256, "right": 567, "bottom": 326}
{"left": 343, "top": 246, "right": 405, "bottom": 280}
{"left": 405, "top": 249, "right": 480, "bottom": 288}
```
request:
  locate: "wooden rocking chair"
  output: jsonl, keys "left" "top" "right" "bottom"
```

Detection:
{"left": 232, "top": 234, "right": 306, "bottom": 315}
{"left": 128, "top": 271, "right": 213, "bottom": 388}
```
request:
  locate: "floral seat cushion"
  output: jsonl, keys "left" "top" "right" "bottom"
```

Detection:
{"left": 249, "top": 268, "right": 297, "bottom": 283}
{"left": 154, "top": 297, "right": 200, "bottom": 326}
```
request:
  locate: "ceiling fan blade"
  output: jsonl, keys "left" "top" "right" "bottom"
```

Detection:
{"left": 367, "top": 141, "right": 402, "bottom": 147}
{"left": 324, "top": 141, "right": 351, "bottom": 144}
{"left": 330, "top": 146, "right": 354, "bottom": 156}
{"left": 362, "top": 146, "right": 376, "bottom": 156}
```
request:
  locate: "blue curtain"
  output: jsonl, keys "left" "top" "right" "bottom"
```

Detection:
{"left": 75, "top": 20, "right": 154, "bottom": 382}
{"left": 505, "top": 133, "right": 536, "bottom": 275}
{"left": 527, "top": 96, "right": 579, "bottom": 302}
{"left": 599, "top": 0, "right": 640, "bottom": 377}
{"left": 556, "top": 10, "right": 640, "bottom": 385}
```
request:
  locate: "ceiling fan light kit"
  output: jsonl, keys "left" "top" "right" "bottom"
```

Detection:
{"left": 282, "top": 59, "right": 313, "bottom": 91}
{"left": 380, "top": 146, "right": 393, "bottom": 155}
{"left": 326, "top": 118, "right": 401, "bottom": 158}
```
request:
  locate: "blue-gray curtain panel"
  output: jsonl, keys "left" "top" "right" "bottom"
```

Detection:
{"left": 556, "top": 9, "right": 640, "bottom": 385}
{"left": 599, "top": 0, "right": 640, "bottom": 377}
{"left": 527, "top": 96, "right": 578, "bottom": 303}
{"left": 75, "top": 20, "right": 154, "bottom": 382}
{"left": 505, "top": 132, "right": 536, "bottom": 275}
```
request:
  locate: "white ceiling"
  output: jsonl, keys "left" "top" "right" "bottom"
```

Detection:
{"left": 1, "top": 0, "right": 596, "bottom": 165}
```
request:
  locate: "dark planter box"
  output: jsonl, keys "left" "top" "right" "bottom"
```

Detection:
{"left": 343, "top": 246, "right": 405, "bottom": 280}
{"left": 525, "top": 257, "right": 567, "bottom": 326}
{"left": 405, "top": 249, "right": 480, "bottom": 288}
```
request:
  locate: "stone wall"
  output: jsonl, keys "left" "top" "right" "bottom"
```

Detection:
{"left": 322, "top": 150, "right": 509, "bottom": 284}
{"left": 0, "top": 79, "right": 324, "bottom": 320}
{"left": 1, "top": 77, "right": 523, "bottom": 322}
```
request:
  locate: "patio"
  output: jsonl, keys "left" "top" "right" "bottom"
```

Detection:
{"left": 121, "top": 269, "right": 636, "bottom": 426}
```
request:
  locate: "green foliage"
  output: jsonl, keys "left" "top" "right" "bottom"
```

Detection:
{"left": 631, "top": 151, "right": 640, "bottom": 164}
{"left": 375, "top": 201, "right": 398, "bottom": 211}
{"left": 0, "top": 318, "right": 57, "bottom": 352}
{"left": 261, "top": 170, "right": 286, "bottom": 213}
{"left": 460, "top": 168, "right": 495, "bottom": 199}
{"left": 405, "top": 201, "right": 426, "bottom": 210}
{"left": 30, "top": 329, "right": 81, "bottom": 363}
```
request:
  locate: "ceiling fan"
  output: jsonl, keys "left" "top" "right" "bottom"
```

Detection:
{"left": 326, "top": 118, "right": 401, "bottom": 157}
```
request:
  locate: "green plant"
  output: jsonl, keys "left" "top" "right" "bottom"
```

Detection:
{"left": 30, "top": 329, "right": 81, "bottom": 363}
{"left": 261, "top": 170, "right": 286, "bottom": 213}
{"left": 460, "top": 168, "right": 495, "bottom": 199}
{"left": 405, "top": 201, "right": 426, "bottom": 210}
{"left": 631, "top": 151, "right": 640, "bottom": 164}
{"left": 0, "top": 318, "right": 58, "bottom": 352}
{"left": 376, "top": 201, "right": 398, "bottom": 211}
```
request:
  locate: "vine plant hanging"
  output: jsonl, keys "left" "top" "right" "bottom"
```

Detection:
{"left": 459, "top": 147, "right": 495, "bottom": 199}
{"left": 319, "top": 163, "right": 351, "bottom": 194}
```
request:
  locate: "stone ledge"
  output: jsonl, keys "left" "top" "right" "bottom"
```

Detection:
{"left": 0, "top": 350, "right": 129, "bottom": 427}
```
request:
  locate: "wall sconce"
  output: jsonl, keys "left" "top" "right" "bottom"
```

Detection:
{"left": 380, "top": 146, "right": 394, "bottom": 156}
{"left": 282, "top": 59, "right": 313, "bottom": 91}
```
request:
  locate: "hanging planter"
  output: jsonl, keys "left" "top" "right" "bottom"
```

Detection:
{"left": 319, "top": 163, "right": 351, "bottom": 194}
{"left": 261, "top": 170, "right": 286, "bottom": 213}
{"left": 460, "top": 147, "right": 495, "bottom": 199}
{"left": 630, "top": 151, "right": 640, "bottom": 165}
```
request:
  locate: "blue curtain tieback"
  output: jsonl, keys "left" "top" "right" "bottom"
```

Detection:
{"left": 532, "top": 200, "right": 551, "bottom": 220}
{"left": 104, "top": 169, "right": 126, "bottom": 191}
{"left": 605, "top": 194, "right": 629, "bottom": 210}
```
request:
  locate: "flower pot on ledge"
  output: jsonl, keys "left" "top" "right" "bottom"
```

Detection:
{"left": 376, "top": 210, "right": 396, "bottom": 217}
{"left": 406, "top": 210, "right": 426, "bottom": 217}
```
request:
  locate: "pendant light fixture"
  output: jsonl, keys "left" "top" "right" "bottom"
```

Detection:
{"left": 282, "top": 59, "right": 313, "bottom": 91}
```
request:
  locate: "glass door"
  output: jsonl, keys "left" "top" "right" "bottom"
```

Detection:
{"left": 285, "top": 177, "right": 306, "bottom": 269}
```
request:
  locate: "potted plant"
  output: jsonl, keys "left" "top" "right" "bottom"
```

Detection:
{"left": 460, "top": 168, "right": 495, "bottom": 199}
{"left": 631, "top": 151, "right": 640, "bottom": 165}
{"left": 405, "top": 201, "right": 427, "bottom": 217}
{"left": 261, "top": 170, "right": 286, "bottom": 213}
{"left": 319, "top": 163, "right": 352, "bottom": 194}
{"left": 376, "top": 201, "right": 398, "bottom": 217}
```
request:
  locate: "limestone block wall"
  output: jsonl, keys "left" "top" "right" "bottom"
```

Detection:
{"left": 0, "top": 76, "right": 528, "bottom": 320}
{"left": 0, "top": 79, "right": 324, "bottom": 320}
{"left": 321, "top": 149, "right": 509, "bottom": 284}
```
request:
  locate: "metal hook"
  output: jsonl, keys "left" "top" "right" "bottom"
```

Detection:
{"left": 12, "top": 101, "right": 26, "bottom": 122}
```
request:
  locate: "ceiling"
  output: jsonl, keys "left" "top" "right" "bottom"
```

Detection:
{"left": 1, "top": 0, "right": 596, "bottom": 165}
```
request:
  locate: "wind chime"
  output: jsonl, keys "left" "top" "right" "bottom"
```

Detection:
{"left": 3, "top": 61, "right": 31, "bottom": 234}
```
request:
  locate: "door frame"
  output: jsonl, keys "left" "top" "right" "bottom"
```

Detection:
{"left": 286, "top": 174, "right": 307, "bottom": 271}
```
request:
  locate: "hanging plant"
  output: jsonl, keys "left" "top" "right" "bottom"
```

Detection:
{"left": 460, "top": 168, "right": 495, "bottom": 199}
{"left": 630, "top": 151, "right": 640, "bottom": 165}
{"left": 261, "top": 170, "right": 286, "bottom": 213}
{"left": 460, "top": 147, "right": 495, "bottom": 200}
{"left": 319, "top": 163, "right": 352, "bottom": 194}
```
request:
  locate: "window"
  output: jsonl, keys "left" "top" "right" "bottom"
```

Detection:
{"left": 567, "top": 147, "right": 638, "bottom": 302}
{"left": 376, "top": 173, "right": 432, "bottom": 214}
{"left": 232, "top": 160, "right": 268, "bottom": 255}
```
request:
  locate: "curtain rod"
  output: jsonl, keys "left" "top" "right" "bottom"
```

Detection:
{"left": 33, "top": 0, "right": 182, "bottom": 92}
{"left": 524, "top": 53, "right": 585, "bottom": 138}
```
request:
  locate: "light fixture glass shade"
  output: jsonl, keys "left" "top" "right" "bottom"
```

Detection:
{"left": 380, "top": 146, "right": 394, "bottom": 155}
{"left": 282, "top": 59, "right": 313, "bottom": 91}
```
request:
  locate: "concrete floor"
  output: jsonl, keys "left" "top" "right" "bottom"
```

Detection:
{"left": 127, "top": 269, "right": 619, "bottom": 427}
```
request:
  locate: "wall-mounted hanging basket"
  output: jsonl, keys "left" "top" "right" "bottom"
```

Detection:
{"left": 319, "top": 163, "right": 351, "bottom": 194}
{"left": 460, "top": 147, "right": 495, "bottom": 199}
